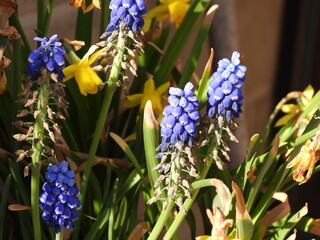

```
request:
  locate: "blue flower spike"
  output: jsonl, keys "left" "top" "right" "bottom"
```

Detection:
{"left": 104, "top": 0, "right": 146, "bottom": 36}
{"left": 207, "top": 51, "right": 247, "bottom": 122}
{"left": 39, "top": 161, "right": 81, "bottom": 233}
{"left": 158, "top": 82, "right": 200, "bottom": 151}
{"left": 27, "top": 34, "right": 65, "bottom": 79}
{"left": 148, "top": 83, "right": 200, "bottom": 210}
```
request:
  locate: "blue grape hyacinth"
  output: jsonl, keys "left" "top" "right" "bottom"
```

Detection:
{"left": 39, "top": 161, "right": 81, "bottom": 233}
{"left": 207, "top": 51, "right": 247, "bottom": 122}
{"left": 105, "top": 0, "right": 146, "bottom": 35}
{"left": 27, "top": 34, "right": 65, "bottom": 79}
{"left": 159, "top": 82, "right": 200, "bottom": 151}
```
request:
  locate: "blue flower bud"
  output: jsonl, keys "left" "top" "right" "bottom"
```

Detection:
{"left": 207, "top": 51, "right": 247, "bottom": 122}
{"left": 27, "top": 34, "right": 65, "bottom": 79}
{"left": 158, "top": 83, "right": 200, "bottom": 151}
{"left": 105, "top": 0, "right": 146, "bottom": 36}
{"left": 39, "top": 161, "right": 81, "bottom": 233}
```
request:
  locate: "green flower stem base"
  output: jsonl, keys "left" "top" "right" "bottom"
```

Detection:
{"left": 73, "top": 30, "right": 126, "bottom": 239}
{"left": 55, "top": 228, "right": 63, "bottom": 240}
{"left": 163, "top": 155, "right": 214, "bottom": 240}
{"left": 31, "top": 77, "right": 50, "bottom": 240}
{"left": 147, "top": 157, "right": 181, "bottom": 240}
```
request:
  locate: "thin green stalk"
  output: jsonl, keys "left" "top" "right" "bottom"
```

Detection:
{"left": 31, "top": 78, "right": 50, "bottom": 240}
{"left": 55, "top": 228, "right": 63, "bottom": 240}
{"left": 41, "top": 0, "right": 55, "bottom": 37}
{"left": 163, "top": 155, "right": 214, "bottom": 240}
{"left": 73, "top": 30, "right": 126, "bottom": 239}
{"left": 147, "top": 157, "right": 181, "bottom": 240}
{"left": 37, "top": 0, "right": 45, "bottom": 37}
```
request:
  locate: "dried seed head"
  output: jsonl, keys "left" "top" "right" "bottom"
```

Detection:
{"left": 164, "top": 164, "right": 171, "bottom": 174}
{"left": 147, "top": 197, "right": 157, "bottom": 205}
{"left": 47, "top": 108, "right": 53, "bottom": 120}
{"left": 179, "top": 157, "right": 186, "bottom": 167}
{"left": 184, "top": 189, "right": 191, "bottom": 199}
{"left": 182, "top": 179, "right": 190, "bottom": 189}
{"left": 218, "top": 116, "right": 224, "bottom": 128}
{"left": 189, "top": 166, "right": 199, "bottom": 178}
{"left": 208, "top": 124, "right": 215, "bottom": 134}
{"left": 154, "top": 175, "right": 165, "bottom": 187}
{"left": 24, "top": 166, "right": 29, "bottom": 177}
{"left": 17, "top": 109, "right": 28, "bottom": 117}
{"left": 168, "top": 187, "right": 175, "bottom": 197}
{"left": 173, "top": 172, "right": 180, "bottom": 184}
{"left": 33, "top": 110, "right": 40, "bottom": 119}
{"left": 49, "top": 132, "right": 55, "bottom": 142}
{"left": 162, "top": 201, "right": 168, "bottom": 211}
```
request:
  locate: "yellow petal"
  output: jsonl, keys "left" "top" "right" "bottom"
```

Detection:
{"left": 124, "top": 94, "right": 143, "bottom": 108}
{"left": 62, "top": 64, "right": 79, "bottom": 81}
{"left": 301, "top": 84, "right": 314, "bottom": 106}
{"left": 88, "top": 46, "right": 106, "bottom": 65}
{"left": 69, "top": 0, "right": 83, "bottom": 8}
{"left": 275, "top": 113, "right": 295, "bottom": 127}
{"left": 73, "top": 66, "right": 102, "bottom": 96}
{"left": 93, "top": 0, "right": 101, "bottom": 8}
{"left": 195, "top": 236, "right": 211, "bottom": 240}
{"left": 80, "top": 45, "right": 99, "bottom": 65}
{"left": 124, "top": 133, "right": 137, "bottom": 142}
{"left": 156, "top": 81, "right": 170, "bottom": 94}
{"left": 281, "top": 104, "right": 298, "bottom": 113}
{"left": 145, "top": 5, "right": 170, "bottom": 21}
{"left": 143, "top": 79, "right": 156, "bottom": 94}
{"left": 168, "top": 1, "right": 189, "bottom": 26}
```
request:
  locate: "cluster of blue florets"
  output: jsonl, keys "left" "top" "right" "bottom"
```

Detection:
{"left": 158, "top": 83, "right": 200, "bottom": 151}
{"left": 27, "top": 34, "right": 65, "bottom": 79}
{"left": 39, "top": 161, "right": 81, "bottom": 233}
{"left": 207, "top": 51, "right": 247, "bottom": 122}
{"left": 105, "top": 0, "right": 146, "bottom": 35}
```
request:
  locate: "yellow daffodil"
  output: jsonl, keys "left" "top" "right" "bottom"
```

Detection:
{"left": 275, "top": 85, "right": 314, "bottom": 127}
{"left": 63, "top": 45, "right": 105, "bottom": 96}
{"left": 287, "top": 131, "right": 320, "bottom": 184}
{"left": 144, "top": 0, "right": 190, "bottom": 31}
{"left": 69, "top": 0, "right": 100, "bottom": 13}
{"left": 124, "top": 78, "right": 170, "bottom": 114}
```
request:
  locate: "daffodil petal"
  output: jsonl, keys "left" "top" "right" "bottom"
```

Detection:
{"left": 80, "top": 45, "right": 100, "bottom": 65}
{"left": 168, "top": 1, "right": 189, "bottom": 26}
{"left": 143, "top": 79, "right": 156, "bottom": 94}
{"left": 156, "top": 82, "right": 170, "bottom": 94}
{"left": 88, "top": 46, "right": 107, "bottom": 65}
{"left": 124, "top": 133, "right": 137, "bottom": 142}
{"left": 125, "top": 94, "right": 143, "bottom": 108}
{"left": 281, "top": 104, "right": 298, "bottom": 113}
{"left": 275, "top": 113, "right": 295, "bottom": 127}
{"left": 195, "top": 236, "right": 211, "bottom": 240}
{"left": 145, "top": 5, "right": 169, "bottom": 20}
{"left": 62, "top": 65, "right": 79, "bottom": 81}
{"left": 74, "top": 67, "right": 102, "bottom": 95}
{"left": 301, "top": 84, "right": 314, "bottom": 106}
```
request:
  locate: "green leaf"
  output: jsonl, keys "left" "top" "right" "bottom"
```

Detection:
{"left": 270, "top": 204, "right": 308, "bottom": 239}
{"left": 154, "top": 0, "right": 211, "bottom": 86}
{"left": 179, "top": 4, "right": 219, "bottom": 89}
{"left": 110, "top": 132, "right": 148, "bottom": 189}
{"left": 143, "top": 101, "right": 160, "bottom": 189}
{"left": 0, "top": 174, "right": 12, "bottom": 240}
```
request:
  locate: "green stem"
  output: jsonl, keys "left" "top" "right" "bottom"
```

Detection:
{"left": 73, "top": 30, "right": 126, "bottom": 239}
{"left": 55, "top": 228, "right": 63, "bottom": 240}
{"left": 31, "top": 78, "right": 50, "bottom": 240}
{"left": 37, "top": 0, "right": 45, "bottom": 37}
{"left": 147, "top": 156, "right": 181, "bottom": 240}
{"left": 163, "top": 155, "right": 214, "bottom": 240}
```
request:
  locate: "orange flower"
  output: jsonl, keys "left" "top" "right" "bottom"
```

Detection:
{"left": 69, "top": 0, "right": 100, "bottom": 12}
{"left": 287, "top": 131, "right": 320, "bottom": 184}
